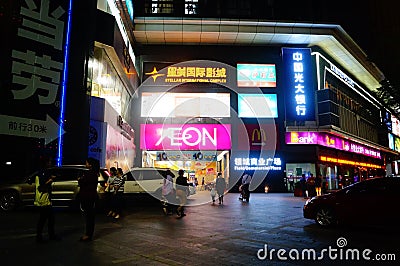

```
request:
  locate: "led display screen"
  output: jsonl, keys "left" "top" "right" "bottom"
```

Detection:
{"left": 238, "top": 94, "right": 278, "bottom": 118}
{"left": 237, "top": 64, "right": 276, "bottom": 87}
{"left": 141, "top": 92, "right": 230, "bottom": 118}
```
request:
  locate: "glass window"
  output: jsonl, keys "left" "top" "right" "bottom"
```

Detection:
{"left": 91, "top": 47, "right": 132, "bottom": 117}
{"left": 185, "top": 0, "right": 198, "bottom": 15}
{"left": 150, "top": 0, "right": 174, "bottom": 14}
{"left": 125, "top": 171, "right": 140, "bottom": 181}
{"left": 142, "top": 170, "right": 161, "bottom": 180}
{"left": 51, "top": 169, "right": 83, "bottom": 182}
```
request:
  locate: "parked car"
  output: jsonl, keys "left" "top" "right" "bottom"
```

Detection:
{"left": 122, "top": 167, "right": 178, "bottom": 199}
{"left": 303, "top": 177, "right": 400, "bottom": 227}
{"left": 0, "top": 165, "right": 110, "bottom": 211}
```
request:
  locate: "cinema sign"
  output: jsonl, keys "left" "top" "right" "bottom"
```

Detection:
{"left": 140, "top": 124, "right": 231, "bottom": 150}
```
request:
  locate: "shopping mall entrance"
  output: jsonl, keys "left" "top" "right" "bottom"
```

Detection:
{"left": 141, "top": 150, "right": 230, "bottom": 188}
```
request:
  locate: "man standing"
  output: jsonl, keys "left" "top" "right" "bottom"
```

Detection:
{"left": 215, "top": 172, "right": 226, "bottom": 204}
{"left": 240, "top": 172, "right": 252, "bottom": 202}
{"left": 175, "top": 169, "right": 188, "bottom": 217}
{"left": 78, "top": 157, "right": 100, "bottom": 242}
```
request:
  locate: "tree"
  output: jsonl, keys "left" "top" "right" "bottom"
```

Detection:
{"left": 374, "top": 79, "right": 400, "bottom": 117}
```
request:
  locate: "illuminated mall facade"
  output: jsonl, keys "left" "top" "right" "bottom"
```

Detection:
{"left": 2, "top": 0, "right": 399, "bottom": 191}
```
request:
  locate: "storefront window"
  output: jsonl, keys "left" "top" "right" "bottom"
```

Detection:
{"left": 90, "top": 47, "right": 131, "bottom": 117}
{"left": 319, "top": 164, "right": 339, "bottom": 191}
{"left": 286, "top": 163, "right": 316, "bottom": 191}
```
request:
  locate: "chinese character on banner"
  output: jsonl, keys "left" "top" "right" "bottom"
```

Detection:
{"left": 282, "top": 48, "right": 315, "bottom": 121}
{"left": 11, "top": 0, "right": 66, "bottom": 105}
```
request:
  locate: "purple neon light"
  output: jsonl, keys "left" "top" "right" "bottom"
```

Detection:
{"left": 285, "top": 132, "right": 381, "bottom": 159}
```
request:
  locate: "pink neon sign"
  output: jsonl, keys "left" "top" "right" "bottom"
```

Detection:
{"left": 285, "top": 132, "right": 381, "bottom": 159}
{"left": 140, "top": 124, "right": 231, "bottom": 150}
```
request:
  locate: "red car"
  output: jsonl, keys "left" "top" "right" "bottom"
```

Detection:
{"left": 303, "top": 177, "right": 400, "bottom": 227}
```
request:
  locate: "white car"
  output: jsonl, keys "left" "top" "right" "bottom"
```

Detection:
{"left": 122, "top": 168, "right": 178, "bottom": 198}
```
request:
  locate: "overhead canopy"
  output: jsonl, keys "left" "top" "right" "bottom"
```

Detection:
{"left": 133, "top": 17, "right": 384, "bottom": 92}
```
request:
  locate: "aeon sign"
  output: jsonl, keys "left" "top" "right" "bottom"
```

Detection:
{"left": 140, "top": 124, "right": 231, "bottom": 150}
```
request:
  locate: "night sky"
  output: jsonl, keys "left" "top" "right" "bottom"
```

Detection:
{"left": 327, "top": 1, "right": 400, "bottom": 90}
{"left": 274, "top": 0, "right": 400, "bottom": 90}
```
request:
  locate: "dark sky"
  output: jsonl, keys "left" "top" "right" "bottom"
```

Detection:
{"left": 275, "top": 0, "right": 400, "bottom": 89}
{"left": 327, "top": 1, "right": 400, "bottom": 90}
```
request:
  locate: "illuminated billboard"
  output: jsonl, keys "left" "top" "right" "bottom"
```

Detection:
{"left": 238, "top": 94, "right": 278, "bottom": 118}
{"left": 141, "top": 92, "right": 230, "bottom": 118}
{"left": 237, "top": 64, "right": 276, "bottom": 87}
{"left": 282, "top": 48, "right": 315, "bottom": 121}
{"left": 389, "top": 133, "right": 394, "bottom": 150}
{"left": 391, "top": 115, "right": 400, "bottom": 137}
{"left": 286, "top": 132, "right": 381, "bottom": 159}
{"left": 237, "top": 124, "right": 277, "bottom": 150}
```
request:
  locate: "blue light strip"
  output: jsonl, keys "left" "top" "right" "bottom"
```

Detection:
{"left": 57, "top": 0, "right": 73, "bottom": 166}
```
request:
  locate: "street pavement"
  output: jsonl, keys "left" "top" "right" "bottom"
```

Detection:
{"left": 0, "top": 192, "right": 398, "bottom": 265}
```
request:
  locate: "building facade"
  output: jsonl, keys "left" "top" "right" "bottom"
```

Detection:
{"left": 1, "top": 0, "right": 399, "bottom": 191}
{"left": 129, "top": 1, "right": 399, "bottom": 192}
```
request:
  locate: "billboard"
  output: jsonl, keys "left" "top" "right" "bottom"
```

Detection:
{"left": 140, "top": 124, "right": 231, "bottom": 150}
{"left": 0, "top": 0, "right": 70, "bottom": 146}
{"left": 282, "top": 48, "right": 315, "bottom": 121}
{"left": 141, "top": 92, "right": 230, "bottom": 118}
{"left": 237, "top": 64, "right": 276, "bottom": 87}
{"left": 237, "top": 124, "right": 277, "bottom": 150}
{"left": 286, "top": 132, "right": 381, "bottom": 159}
{"left": 238, "top": 94, "right": 278, "bottom": 118}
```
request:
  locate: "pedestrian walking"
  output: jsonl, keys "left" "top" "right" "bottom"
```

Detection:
{"left": 109, "top": 167, "right": 125, "bottom": 220}
{"left": 77, "top": 157, "right": 100, "bottom": 242}
{"left": 33, "top": 156, "right": 61, "bottom": 243}
{"left": 239, "top": 172, "right": 252, "bottom": 202}
{"left": 210, "top": 184, "right": 216, "bottom": 205}
{"left": 175, "top": 169, "right": 188, "bottom": 217}
{"left": 161, "top": 169, "right": 176, "bottom": 215}
{"left": 306, "top": 173, "right": 316, "bottom": 197}
{"left": 299, "top": 174, "right": 307, "bottom": 198}
{"left": 215, "top": 172, "right": 226, "bottom": 204}
{"left": 105, "top": 167, "right": 117, "bottom": 217}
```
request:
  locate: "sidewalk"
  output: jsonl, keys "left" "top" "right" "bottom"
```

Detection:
{"left": 1, "top": 193, "right": 398, "bottom": 265}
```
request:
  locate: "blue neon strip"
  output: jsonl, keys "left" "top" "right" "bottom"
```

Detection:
{"left": 57, "top": 0, "right": 73, "bottom": 166}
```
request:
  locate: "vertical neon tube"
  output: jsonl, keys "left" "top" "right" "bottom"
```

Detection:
{"left": 57, "top": 0, "right": 73, "bottom": 166}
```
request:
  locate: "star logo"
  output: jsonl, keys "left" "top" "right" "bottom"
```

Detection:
{"left": 145, "top": 67, "right": 165, "bottom": 82}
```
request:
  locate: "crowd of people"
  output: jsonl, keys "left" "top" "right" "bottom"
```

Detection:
{"left": 34, "top": 156, "right": 101, "bottom": 243}
{"left": 33, "top": 159, "right": 231, "bottom": 243}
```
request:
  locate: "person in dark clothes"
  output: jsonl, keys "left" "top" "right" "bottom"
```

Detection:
{"left": 34, "top": 156, "right": 61, "bottom": 243}
{"left": 77, "top": 157, "right": 100, "bottom": 242}
{"left": 215, "top": 172, "right": 226, "bottom": 204}
{"left": 299, "top": 174, "right": 307, "bottom": 198}
{"left": 175, "top": 169, "right": 189, "bottom": 217}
